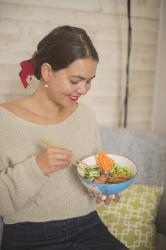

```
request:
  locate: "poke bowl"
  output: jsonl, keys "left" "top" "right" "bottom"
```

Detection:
{"left": 77, "top": 152, "right": 137, "bottom": 195}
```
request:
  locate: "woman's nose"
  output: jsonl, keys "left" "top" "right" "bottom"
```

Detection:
{"left": 76, "top": 83, "right": 90, "bottom": 95}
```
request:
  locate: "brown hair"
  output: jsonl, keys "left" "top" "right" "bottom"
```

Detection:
{"left": 32, "top": 25, "right": 99, "bottom": 80}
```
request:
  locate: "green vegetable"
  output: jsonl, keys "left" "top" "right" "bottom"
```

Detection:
{"left": 78, "top": 165, "right": 100, "bottom": 181}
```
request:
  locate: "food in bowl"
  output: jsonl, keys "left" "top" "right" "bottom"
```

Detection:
{"left": 77, "top": 152, "right": 137, "bottom": 195}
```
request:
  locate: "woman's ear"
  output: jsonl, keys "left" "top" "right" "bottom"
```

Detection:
{"left": 40, "top": 63, "right": 52, "bottom": 83}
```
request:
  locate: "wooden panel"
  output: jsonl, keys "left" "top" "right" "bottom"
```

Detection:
{"left": 0, "top": 0, "right": 101, "bottom": 12}
{"left": 0, "top": 0, "right": 161, "bottom": 19}
{"left": 0, "top": 49, "right": 33, "bottom": 63}
{"left": 0, "top": 3, "right": 160, "bottom": 31}
{"left": 101, "top": 0, "right": 160, "bottom": 19}
{"left": 94, "top": 28, "right": 158, "bottom": 45}
{"left": 0, "top": 2, "right": 125, "bottom": 26}
{"left": 0, "top": 34, "right": 36, "bottom": 50}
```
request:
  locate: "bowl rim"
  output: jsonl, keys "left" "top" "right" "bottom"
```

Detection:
{"left": 78, "top": 153, "right": 138, "bottom": 185}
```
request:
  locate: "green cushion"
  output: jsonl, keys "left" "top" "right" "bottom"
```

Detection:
{"left": 97, "top": 184, "right": 164, "bottom": 250}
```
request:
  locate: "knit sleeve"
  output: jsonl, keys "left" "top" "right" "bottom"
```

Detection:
{"left": 0, "top": 156, "right": 48, "bottom": 216}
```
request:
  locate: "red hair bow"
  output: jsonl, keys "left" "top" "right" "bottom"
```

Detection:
{"left": 19, "top": 59, "right": 35, "bottom": 88}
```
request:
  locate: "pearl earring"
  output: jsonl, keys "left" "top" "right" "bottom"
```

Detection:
{"left": 44, "top": 84, "right": 48, "bottom": 88}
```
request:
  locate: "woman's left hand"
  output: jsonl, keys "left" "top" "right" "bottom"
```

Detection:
{"left": 88, "top": 191, "right": 121, "bottom": 205}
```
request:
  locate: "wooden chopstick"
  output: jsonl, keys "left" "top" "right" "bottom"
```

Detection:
{"left": 42, "top": 139, "right": 88, "bottom": 169}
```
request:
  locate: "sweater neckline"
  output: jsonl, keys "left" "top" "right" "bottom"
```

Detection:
{"left": 0, "top": 103, "right": 80, "bottom": 128}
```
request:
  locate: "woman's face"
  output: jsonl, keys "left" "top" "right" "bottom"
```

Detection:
{"left": 45, "top": 57, "right": 97, "bottom": 107}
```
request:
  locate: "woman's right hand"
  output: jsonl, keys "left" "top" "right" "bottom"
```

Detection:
{"left": 35, "top": 146, "right": 73, "bottom": 176}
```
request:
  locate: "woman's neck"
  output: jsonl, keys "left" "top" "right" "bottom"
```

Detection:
{"left": 30, "top": 86, "right": 63, "bottom": 117}
{"left": 23, "top": 86, "right": 77, "bottom": 124}
{"left": 1, "top": 85, "right": 77, "bottom": 125}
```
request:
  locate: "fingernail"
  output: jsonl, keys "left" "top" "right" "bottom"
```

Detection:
{"left": 101, "top": 195, "right": 107, "bottom": 201}
{"left": 112, "top": 195, "right": 115, "bottom": 200}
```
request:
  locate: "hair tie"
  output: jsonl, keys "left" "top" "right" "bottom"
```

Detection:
{"left": 19, "top": 59, "right": 35, "bottom": 88}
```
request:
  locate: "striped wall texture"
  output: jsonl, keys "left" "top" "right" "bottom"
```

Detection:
{"left": 0, "top": 0, "right": 161, "bottom": 130}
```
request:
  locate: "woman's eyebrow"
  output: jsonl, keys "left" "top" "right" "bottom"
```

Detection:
{"left": 71, "top": 75, "right": 96, "bottom": 80}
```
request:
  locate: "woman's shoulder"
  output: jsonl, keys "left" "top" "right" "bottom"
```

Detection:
{"left": 0, "top": 98, "right": 29, "bottom": 116}
{"left": 0, "top": 103, "right": 15, "bottom": 132}
{"left": 0, "top": 102, "right": 14, "bottom": 114}
{"left": 0, "top": 100, "right": 27, "bottom": 124}
{"left": 0, "top": 102, "right": 12, "bottom": 110}
{"left": 0, "top": 100, "right": 22, "bottom": 112}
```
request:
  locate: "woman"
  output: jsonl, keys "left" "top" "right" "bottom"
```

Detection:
{"left": 0, "top": 26, "right": 128, "bottom": 250}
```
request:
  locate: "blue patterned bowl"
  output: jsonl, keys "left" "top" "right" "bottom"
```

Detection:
{"left": 77, "top": 154, "right": 137, "bottom": 195}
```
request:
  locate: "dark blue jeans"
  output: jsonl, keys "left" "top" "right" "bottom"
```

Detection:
{"left": 1, "top": 211, "right": 128, "bottom": 250}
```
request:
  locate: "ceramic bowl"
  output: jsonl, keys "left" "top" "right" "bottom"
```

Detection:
{"left": 77, "top": 154, "right": 137, "bottom": 195}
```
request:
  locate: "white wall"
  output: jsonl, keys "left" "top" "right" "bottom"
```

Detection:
{"left": 152, "top": 0, "right": 166, "bottom": 135}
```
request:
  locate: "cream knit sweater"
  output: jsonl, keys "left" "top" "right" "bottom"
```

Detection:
{"left": 0, "top": 103, "right": 101, "bottom": 224}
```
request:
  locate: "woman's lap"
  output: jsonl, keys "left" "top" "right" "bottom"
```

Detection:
{"left": 1, "top": 211, "right": 128, "bottom": 250}
{"left": 72, "top": 221, "right": 128, "bottom": 250}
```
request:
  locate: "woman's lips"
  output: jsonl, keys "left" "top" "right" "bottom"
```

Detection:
{"left": 68, "top": 96, "right": 79, "bottom": 102}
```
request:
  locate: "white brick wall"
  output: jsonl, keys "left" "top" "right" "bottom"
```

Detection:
{"left": 0, "top": 0, "right": 161, "bottom": 129}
